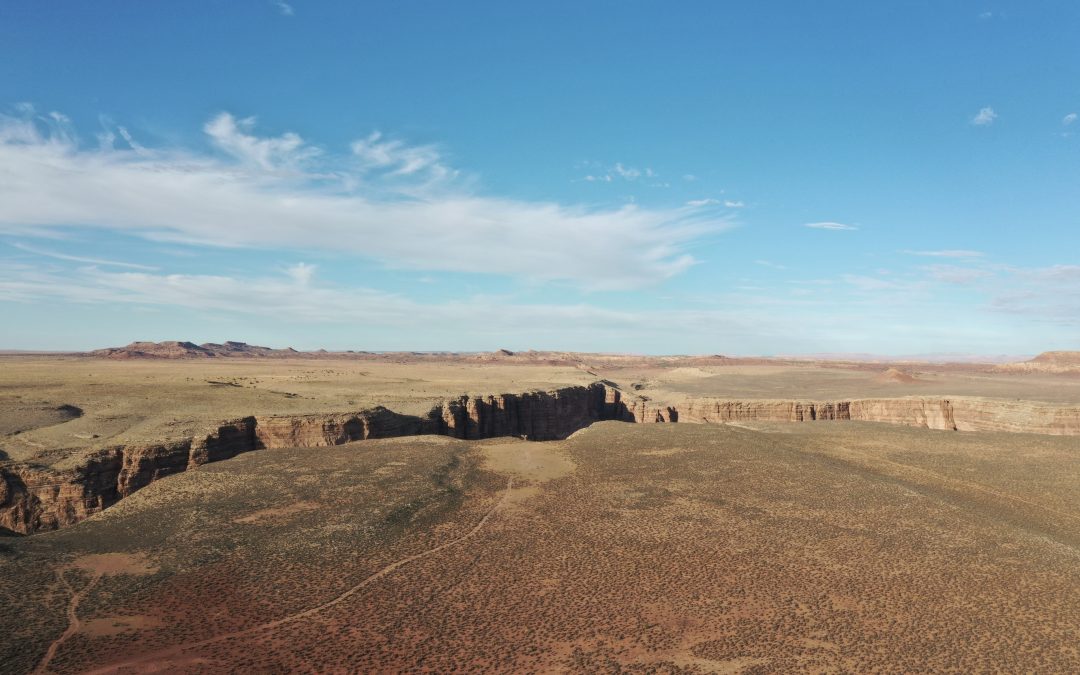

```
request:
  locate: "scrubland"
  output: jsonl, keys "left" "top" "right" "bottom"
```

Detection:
{"left": 4, "top": 421, "right": 1079, "bottom": 673}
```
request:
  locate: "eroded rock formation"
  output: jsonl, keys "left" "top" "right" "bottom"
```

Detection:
{"left": 92, "top": 341, "right": 300, "bottom": 359}
{"left": 0, "top": 385, "right": 612, "bottom": 534}
{"left": 996, "top": 351, "right": 1080, "bottom": 374}
{"left": 434, "top": 386, "right": 612, "bottom": 440}
{"left": 3, "top": 383, "right": 1080, "bottom": 534}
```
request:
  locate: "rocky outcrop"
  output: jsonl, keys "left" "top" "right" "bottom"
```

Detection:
{"left": 948, "top": 398, "right": 1080, "bottom": 434}
{"left": 996, "top": 351, "right": 1080, "bottom": 374}
{"left": 851, "top": 398, "right": 958, "bottom": 430}
{"left": 4, "top": 384, "right": 1080, "bottom": 535}
{"left": 0, "top": 417, "right": 265, "bottom": 533}
{"left": 0, "top": 450, "right": 124, "bottom": 533}
{"left": 874, "top": 367, "right": 921, "bottom": 384}
{"left": 92, "top": 341, "right": 299, "bottom": 360}
{"left": 0, "top": 385, "right": 613, "bottom": 534}
{"left": 187, "top": 418, "right": 259, "bottom": 466}
{"left": 615, "top": 394, "right": 1079, "bottom": 434}
{"left": 432, "top": 385, "right": 611, "bottom": 440}
{"left": 254, "top": 408, "right": 429, "bottom": 448}
{"left": 92, "top": 341, "right": 216, "bottom": 359}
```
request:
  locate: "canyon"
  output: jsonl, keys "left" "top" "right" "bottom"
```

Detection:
{"left": 4, "top": 376, "right": 1079, "bottom": 534}
{"left": 4, "top": 349, "right": 1080, "bottom": 673}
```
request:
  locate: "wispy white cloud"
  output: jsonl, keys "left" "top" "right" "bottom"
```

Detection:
{"left": 685, "top": 198, "right": 719, "bottom": 207}
{"left": 205, "top": 112, "right": 319, "bottom": 171}
{"left": 754, "top": 259, "right": 787, "bottom": 270}
{"left": 1021, "top": 264, "right": 1080, "bottom": 282}
{"left": 1064, "top": 113, "right": 1078, "bottom": 126}
{"left": 841, "top": 274, "right": 918, "bottom": 292}
{"left": 921, "top": 264, "right": 992, "bottom": 285}
{"left": 902, "top": 249, "right": 984, "bottom": 259}
{"left": 990, "top": 265, "right": 1080, "bottom": 325}
{"left": 10, "top": 242, "right": 158, "bottom": 270}
{"left": 116, "top": 126, "right": 147, "bottom": 154}
{"left": 4, "top": 258, "right": 1077, "bottom": 351}
{"left": 284, "top": 261, "right": 316, "bottom": 285}
{"left": 971, "top": 106, "right": 997, "bottom": 126}
{"left": 94, "top": 117, "right": 149, "bottom": 155}
{"left": 583, "top": 161, "right": 659, "bottom": 185}
{"left": 0, "top": 263, "right": 779, "bottom": 345}
{"left": 0, "top": 112, "right": 731, "bottom": 290}
{"left": 723, "top": 200, "right": 745, "bottom": 208}
{"left": 272, "top": 0, "right": 294, "bottom": 16}
{"left": 350, "top": 131, "right": 450, "bottom": 180}
{"left": 0, "top": 261, "right": 976, "bottom": 353}
{"left": 804, "top": 222, "right": 857, "bottom": 231}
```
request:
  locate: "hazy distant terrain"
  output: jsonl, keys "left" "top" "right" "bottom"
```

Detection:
{"left": 3, "top": 346, "right": 1078, "bottom": 472}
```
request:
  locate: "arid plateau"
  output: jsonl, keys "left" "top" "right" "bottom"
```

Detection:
{"left": 2, "top": 345, "right": 1080, "bottom": 673}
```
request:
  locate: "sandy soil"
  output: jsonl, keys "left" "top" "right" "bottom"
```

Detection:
{"left": 3, "top": 423, "right": 1080, "bottom": 673}
{"left": 607, "top": 362, "right": 1080, "bottom": 403}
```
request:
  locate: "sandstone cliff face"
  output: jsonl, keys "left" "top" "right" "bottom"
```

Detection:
{"left": 253, "top": 408, "right": 429, "bottom": 448}
{"left": 0, "top": 418, "right": 262, "bottom": 534}
{"left": 612, "top": 394, "right": 1079, "bottom": 434}
{"left": 0, "top": 450, "right": 123, "bottom": 533}
{"left": 4, "top": 385, "right": 1080, "bottom": 534}
{"left": 432, "top": 385, "right": 610, "bottom": 440}
{"left": 948, "top": 398, "right": 1080, "bottom": 434}
{"left": 187, "top": 418, "right": 259, "bottom": 466}
{"left": 851, "top": 399, "right": 957, "bottom": 430}
{"left": 0, "top": 385, "right": 612, "bottom": 534}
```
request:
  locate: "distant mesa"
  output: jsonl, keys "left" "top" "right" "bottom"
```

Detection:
{"left": 1030, "top": 351, "right": 1080, "bottom": 366}
{"left": 92, "top": 341, "right": 294, "bottom": 360}
{"left": 469, "top": 349, "right": 519, "bottom": 362}
{"left": 874, "top": 367, "right": 921, "bottom": 384}
{"left": 996, "top": 351, "right": 1080, "bottom": 374}
{"left": 92, "top": 341, "right": 213, "bottom": 360}
{"left": 83, "top": 343, "right": 1066, "bottom": 370}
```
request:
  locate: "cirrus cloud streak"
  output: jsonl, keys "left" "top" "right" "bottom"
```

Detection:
{"left": 0, "top": 112, "right": 730, "bottom": 290}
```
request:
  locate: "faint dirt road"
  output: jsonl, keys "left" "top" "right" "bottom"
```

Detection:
{"left": 34, "top": 570, "right": 102, "bottom": 675}
{"left": 76, "top": 477, "right": 514, "bottom": 675}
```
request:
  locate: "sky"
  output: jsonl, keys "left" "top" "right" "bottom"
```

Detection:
{"left": 1, "top": 1, "right": 1078, "bottom": 355}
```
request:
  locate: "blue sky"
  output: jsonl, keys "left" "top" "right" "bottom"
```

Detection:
{"left": 1, "top": 1, "right": 1078, "bottom": 355}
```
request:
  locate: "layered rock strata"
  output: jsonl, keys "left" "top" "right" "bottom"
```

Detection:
{"left": 0, "top": 385, "right": 612, "bottom": 534}
{"left": 3, "top": 384, "right": 1079, "bottom": 534}
{"left": 615, "top": 394, "right": 1079, "bottom": 435}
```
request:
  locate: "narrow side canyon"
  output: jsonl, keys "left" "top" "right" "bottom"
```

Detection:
{"left": 3, "top": 383, "right": 1078, "bottom": 534}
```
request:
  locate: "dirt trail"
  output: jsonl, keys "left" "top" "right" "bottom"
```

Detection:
{"left": 80, "top": 477, "right": 515, "bottom": 675}
{"left": 34, "top": 570, "right": 102, "bottom": 675}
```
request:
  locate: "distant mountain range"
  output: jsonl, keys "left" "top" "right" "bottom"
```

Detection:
{"left": 77, "top": 341, "right": 1079, "bottom": 372}
{"left": 92, "top": 341, "right": 307, "bottom": 359}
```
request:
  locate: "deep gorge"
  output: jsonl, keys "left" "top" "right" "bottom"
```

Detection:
{"left": 3, "top": 382, "right": 1078, "bottom": 534}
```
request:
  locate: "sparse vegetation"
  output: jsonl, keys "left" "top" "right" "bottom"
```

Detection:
{"left": 3, "top": 422, "right": 1079, "bottom": 672}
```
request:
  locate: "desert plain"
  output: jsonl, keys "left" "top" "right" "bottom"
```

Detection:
{"left": 2, "top": 345, "right": 1080, "bottom": 673}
